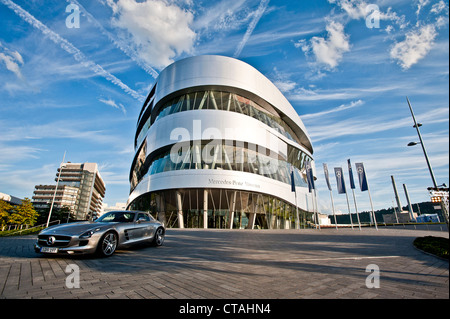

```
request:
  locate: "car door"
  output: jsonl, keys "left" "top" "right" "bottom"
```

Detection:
{"left": 133, "top": 212, "right": 154, "bottom": 240}
{"left": 116, "top": 212, "right": 139, "bottom": 242}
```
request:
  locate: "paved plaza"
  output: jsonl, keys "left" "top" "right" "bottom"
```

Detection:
{"left": 0, "top": 227, "right": 448, "bottom": 300}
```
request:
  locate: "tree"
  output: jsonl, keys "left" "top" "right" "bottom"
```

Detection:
{"left": 0, "top": 200, "right": 13, "bottom": 229}
{"left": 36, "top": 205, "right": 72, "bottom": 225}
{"left": 10, "top": 198, "right": 39, "bottom": 226}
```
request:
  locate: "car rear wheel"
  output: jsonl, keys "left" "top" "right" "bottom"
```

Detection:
{"left": 152, "top": 227, "right": 165, "bottom": 246}
{"left": 97, "top": 231, "right": 117, "bottom": 257}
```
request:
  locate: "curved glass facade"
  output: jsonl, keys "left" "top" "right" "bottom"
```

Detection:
{"left": 130, "top": 140, "right": 312, "bottom": 193}
{"left": 129, "top": 188, "right": 314, "bottom": 229}
{"left": 135, "top": 90, "right": 302, "bottom": 148}
{"left": 128, "top": 55, "right": 316, "bottom": 229}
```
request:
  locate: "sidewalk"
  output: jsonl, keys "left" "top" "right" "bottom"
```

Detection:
{"left": 0, "top": 228, "right": 448, "bottom": 299}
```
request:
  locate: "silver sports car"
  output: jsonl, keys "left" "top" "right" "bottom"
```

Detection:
{"left": 34, "top": 210, "right": 165, "bottom": 257}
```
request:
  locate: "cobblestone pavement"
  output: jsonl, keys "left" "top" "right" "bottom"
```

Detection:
{"left": 0, "top": 228, "right": 448, "bottom": 299}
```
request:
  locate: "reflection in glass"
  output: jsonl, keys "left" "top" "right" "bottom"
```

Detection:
{"left": 130, "top": 140, "right": 311, "bottom": 193}
{"left": 135, "top": 90, "right": 303, "bottom": 147}
{"left": 129, "top": 188, "right": 314, "bottom": 230}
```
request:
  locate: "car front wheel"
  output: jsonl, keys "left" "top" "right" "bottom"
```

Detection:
{"left": 152, "top": 227, "right": 165, "bottom": 246}
{"left": 97, "top": 231, "right": 117, "bottom": 257}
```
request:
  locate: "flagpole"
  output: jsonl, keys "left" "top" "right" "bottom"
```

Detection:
{"left": 306, "top": 160, "right": 319, "bottom": 229}
{"left": 295, "top": 188, "right": 299, "bottom": 230}
{"left": 323, "top": 163, "right": 337, "bottom": 229}
{"left": 311, "top": 187, "right": 316, "bottom": 228}
{"left": 46, "top": 151, "right": 66, "bottom": 228}
{"left": 347, "top": 159, "right": 361, "bottom": 230}
{"left": 314, "top": 189, "right": 320, "bottom": 230}
{"left": 367, "top": 185, "right": 378, "bottom": 230}
{"left": 345, "top": 190, "right": 354, "bottom": 229}
{"left": 334, "top": 166, "right": 350, "bottom": 228}
{"left": 329, "top": 190, "right": 338, "bottom": 230}
{"left": 290, "top": 164, "right": 300, "bottom": 230}
{"left": 351, "top": 189, "right": 362, "bottom": 230}
{"left": 341, "top": 166, "right": 353, "bottom": 229}
{"left": 355, "top": 162, "right": 378, "bottom": 230}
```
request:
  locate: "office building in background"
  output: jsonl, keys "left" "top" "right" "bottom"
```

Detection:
{"left": 33, "top": 162, "right": 105, "bottom": 220}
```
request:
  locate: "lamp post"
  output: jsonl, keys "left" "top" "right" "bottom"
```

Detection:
{"left": 406, "top": 97, "right": 448, "bottom": 229}
{"left": 46, "top": 152, "right": 66, "bottom": 228}
{"left": 406, "top": 97, "right": 437, "bottom": 188}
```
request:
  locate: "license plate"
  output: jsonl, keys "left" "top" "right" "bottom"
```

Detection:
{"left": 41, "top": 247, "right": 58, "bottom": 253}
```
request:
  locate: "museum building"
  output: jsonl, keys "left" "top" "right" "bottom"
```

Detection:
{"left": 127, "top": 55, "right": 316, "bottom": 229}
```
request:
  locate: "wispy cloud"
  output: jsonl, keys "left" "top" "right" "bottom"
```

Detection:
{"left": 233, "top": 0, "right": 270, "bottom": 58}
{"left": 431, "top": 0, "right": 448, "bottom": 15}
{"left": 328, "top": 0, "right": 368, "bottom": 20}
{"left": 0, "top": 163, "right": 58, "bottom": 196}
{"left": 288, "top": 87, "right": 356, "bottom": 101}
{"left": 297, "top": 19, "right": 350, "bottom": 69}
{"left": 68, "top": 0, "right": 159, "bottom": 78}
{"left": 193, "top": 0, "right": 249, "bottom": 32}
{"left": 286, "top": 80, "right": 422, "bottom": 102}
{"left": 1, "top": 0, "right": 145, "bottom": 101}
{"left": 0, "top": 118, "right": 130, "bottom": 148}
{"left": 0, "top": 143, "right": 43, "bottom": 162}
{"left": 305, "top": 106, "right": 449, "bottom": 142}
{"left": 415, "top": 0, "right": 430, "bottom": 17}
{"left": 302, "top": 100, "right": 364, "bottom": 119}
{"left": 390, "top": 24, "right": 438, "bottom": 70}
{"left": 328, "top": 0, "right": 407, "bottom": 28}
{"left": 297, "top": 0, "right": 445, "bottom": 73}
{"left": 0, "top": 42, "right": 24, "bottom": 80}
{"left": 105, "top": 0, "right": 196, "bottom": 69}
{"left": 99, "top": 97, "right": 127, "bottom": 114}
{"left": 314, "top": 128, "right": 449, "bottom": 213}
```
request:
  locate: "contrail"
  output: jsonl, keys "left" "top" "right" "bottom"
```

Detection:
{"left": 68, "top": 0, "right": 159, "bottom": 79}
{"left": 1, "top": 0, "right": 145, "bottom": 102}
{"left": 233, "top": 0, "right": 270, "bottom": 58}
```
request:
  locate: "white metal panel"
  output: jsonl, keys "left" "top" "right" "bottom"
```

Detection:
{"left": 152, "top": 55, "right": 312, "bottom": 152}
{"left": 129, "top": 55, "right": 316, "bottom": 213}
{"left": 145, "top": 109, "right": 312, "bottom": 159}
{"left": 127, "top": 169, "right": 313, "bottom": 210}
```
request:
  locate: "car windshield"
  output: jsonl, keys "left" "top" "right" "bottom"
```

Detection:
{"left": 95, "top": 211, "right": 135, "bottom": 223}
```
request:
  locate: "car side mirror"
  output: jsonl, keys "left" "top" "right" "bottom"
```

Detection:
{"left": 137, "top": 217, "right": 146, "bottom": 223}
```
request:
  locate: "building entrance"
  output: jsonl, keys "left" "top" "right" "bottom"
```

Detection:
{"left": 129, "top": 188, "right": 313, "bottom": 229}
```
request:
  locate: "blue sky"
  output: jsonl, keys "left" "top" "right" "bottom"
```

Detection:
{"left": 0, "top": 0, "right": 448, "bottom": 215}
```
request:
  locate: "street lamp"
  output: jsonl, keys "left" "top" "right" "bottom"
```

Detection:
{"left": 406, "top": 97, "right": 437, "bottom": 188}
{"left": 406, "top": 97, "right": 448, "bottom": 229}
{"left": 46, "top": 152, "right": 66, "bottom": 228}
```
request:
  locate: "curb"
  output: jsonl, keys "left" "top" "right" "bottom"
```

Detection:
{"left": 412, "top": 243, "right": 449, "bottom": 261}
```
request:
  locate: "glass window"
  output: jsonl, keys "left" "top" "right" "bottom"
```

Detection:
{"left": 198, "top": 91, "right": 209, "bottom": 109}
{"left": 96, "top": 211, "right": 135, "bottom": 223}
{"left": 131, "top": 139, "right": 310, "bottom": 194}
{"left": 150, "top": 90, "right": 303, "bottom": 146}
{"left": 137, "top": 213, "right": 150, "bottom": 221}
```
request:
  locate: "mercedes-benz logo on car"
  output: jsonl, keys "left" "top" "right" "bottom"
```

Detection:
{"left": 47, "top": 236, "right": 56, "bottom": 246}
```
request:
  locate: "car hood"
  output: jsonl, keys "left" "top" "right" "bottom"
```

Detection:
{"left": 40, "top": 221, "right": 114, "bottom": 236}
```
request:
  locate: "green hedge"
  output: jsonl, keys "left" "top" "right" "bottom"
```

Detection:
{"left": 413, "top": 236, "right": 449, "bottom": 260}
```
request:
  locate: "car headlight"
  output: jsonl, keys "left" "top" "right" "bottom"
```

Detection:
{"left": 79, "top": 228, "right": 100, "bottom": 239}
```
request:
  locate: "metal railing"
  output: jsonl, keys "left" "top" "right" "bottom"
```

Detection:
{"left": 0, "top": 220, "right": 61, "bottom": 236}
